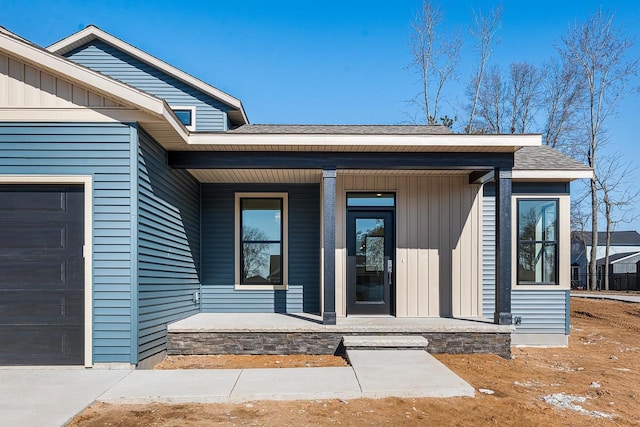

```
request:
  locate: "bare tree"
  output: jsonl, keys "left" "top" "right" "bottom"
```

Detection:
{"left": 465, "top": 4, "right": 502, "bottom": 133}
{"left": 475, "top": 65, "right": 507, "bottom": 133}
{"left": 409, "top": 0, "right": 461, "bottom": 125}
{"left": 542, "top": 59, "right": 584, "bottom": 151}
{"left": 596, "top": 155, "right": 640, "bottom": 290}
{"left": 559, "top": 9, "right": 639, "bottom": 290}
{"left": 508, "top": 62, "right": 544, "bottom": 133}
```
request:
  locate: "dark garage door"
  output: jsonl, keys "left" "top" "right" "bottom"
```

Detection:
{"left": 0, "top": 185, "right": 84, "bottom": 365}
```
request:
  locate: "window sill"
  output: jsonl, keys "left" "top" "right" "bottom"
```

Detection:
{"left": 513, "top": 283, "right": 570, "bottom": 291}
{"left": 234, "top": 283, "right": 288, "bottom": 291}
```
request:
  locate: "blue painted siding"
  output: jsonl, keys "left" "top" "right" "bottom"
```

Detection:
{"left": 64, "top": 40, "right": 229, "bottom": 131}
{"left": 482, "top": 189, "right": 568, "bottom": 335}
{"left": 0, "top": 123, "right": 134, "bottom": 363}
{"left": 201, "top": 184, "right": 320, "bottom": 313}
{"left": 512, "top": 290, "right": 568, "bottom": 334}
{"left": 137, "top": 130, "right": 201, "bottom": 361}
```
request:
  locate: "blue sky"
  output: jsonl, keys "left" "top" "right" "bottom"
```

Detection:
{"left": 2, "top": 0, "right": 639, "bottom": 230}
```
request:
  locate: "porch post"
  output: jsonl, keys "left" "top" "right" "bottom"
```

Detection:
{"left": 494, "top": 168, "right": 513, "bottom": 325}
{"left": 322, "top": 168, "right": 337, "bottom": 325}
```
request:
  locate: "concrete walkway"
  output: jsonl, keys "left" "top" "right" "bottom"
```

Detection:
{"left": 572, "top": 293, "right": 640, "bottom": 303}
{"left": 98, "top": 349, "right": 474, "bottom": 404}
{"left": 1, "top": 350, "right": 474, "bottom": 426}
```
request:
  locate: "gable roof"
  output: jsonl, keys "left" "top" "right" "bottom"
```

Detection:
{"left": 596, "top": 251, "right": 640, "bottom": 265}
{"left": 0, "top": 25, "right": 189, "bottom": 148}
{"left": 575, "top": 231, "right": 640, "bottom": 247}
{"left": 47, "top": 25, "right": 248, "bottom": 126}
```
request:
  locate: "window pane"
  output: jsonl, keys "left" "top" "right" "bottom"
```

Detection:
{"left": 347, "top": 192, "right": 395, "bottom": 207}
{"left": 173, "top": 109, "right": 192, "bottom": 126}
{"left": 242, "top": 199, "right": 281, "bottom": 241}
{"left": 518, "top": 242, "right": 557, "bottom": 283}
{"left": 518, "top": 200, "right": 557, "bottom": 241}
{"left": 242, "top": 243, "right": 281, "bottom": 284}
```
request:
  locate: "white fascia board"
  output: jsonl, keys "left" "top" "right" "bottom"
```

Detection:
{"left": 512, "top": 169, "right": 593, "bottom": 180}
{"left": 188, "top": 133, "right": 542, "bottom": 148}
{"left": 47, "top": 26, "right": 248, "bottom": 124}
{"left": 0, "top": 32, "right": 164, "bottom": 116}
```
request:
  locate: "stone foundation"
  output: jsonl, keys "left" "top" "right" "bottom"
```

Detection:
{"left": 168, "top": 331, "right": 511, "bottom": 359}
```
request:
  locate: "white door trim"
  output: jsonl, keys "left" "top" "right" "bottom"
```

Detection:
{"left": 0, "top": 175, "right": 93, "bottom": 367}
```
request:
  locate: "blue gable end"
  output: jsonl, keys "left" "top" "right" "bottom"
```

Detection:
{"left": 64, "top": 40, "right": 230, "bottom": 132}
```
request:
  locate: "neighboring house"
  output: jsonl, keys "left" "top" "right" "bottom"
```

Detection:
{"left": 0, "top": 26, "right": 591, "bottom": 367}
{"left": 596, "top": 251, "right": 640, "bottom": 290}
{"left": 571, "top": 231, "right": 640, "bottom": 289}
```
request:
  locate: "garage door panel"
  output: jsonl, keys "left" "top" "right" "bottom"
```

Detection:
{"left": 0, "top": 185, "right": 85, "bottom": 365}
{"left": 0, "top": 258, "right": 84, "bottom": 288}
{"left": 0, "top": 326, "right": 83, "bottom": 365}
{"left": 0, "top": 291, "right": 84, "bottom": 324}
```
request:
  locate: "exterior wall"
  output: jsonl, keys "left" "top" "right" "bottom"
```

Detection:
{"left": 336, "top": 175, "right": 483, "bottom": 318}
{"left": 0, "top": 122, "right": 135, "bottom": 363}
{"left": 0, "top": 53, "right": 120, "bottom": 108}
{"left": 137, "top": 130, "right": 201, "bottom": 361}
{"left": 200, "top": 184, "right": 320, "bottom": 313}
{"left": 64, "top": 40, "right": 229, "bottom": 131}
{"left": 483, "top": 182, "right": 570, "bottom": 340}
{"left": 612, "top": 254, "right": 640, "bottom": 273}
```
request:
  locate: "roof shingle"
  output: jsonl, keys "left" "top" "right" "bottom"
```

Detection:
{"left": 228, "top": 124, "right": 453, "bottom": 135}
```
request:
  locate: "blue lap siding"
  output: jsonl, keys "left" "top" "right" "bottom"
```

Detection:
{"left": 64, "top": 40, "right": 230, "bottom": 131}
{"left": 482, "top": 183, "right": 571, "bottom": 335}
{"left": 0, "top": 122, "right": 134, "bottom": 363}
{"left": 137, "top": 130, "right": 201, "bottom": 361}
{"left": 200, "top": 184, "right": 320, "bottom": 313}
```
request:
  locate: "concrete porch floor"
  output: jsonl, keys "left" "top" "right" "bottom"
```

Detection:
{"left": 168, "top": 313, "right": 514, "bottom": 334}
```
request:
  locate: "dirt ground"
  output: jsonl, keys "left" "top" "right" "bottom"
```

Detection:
{"left": 155, "top": 354, "right": 349, "bottom": 369}
{"left": 69, "top": 297, "right": 640, "bottom": 426}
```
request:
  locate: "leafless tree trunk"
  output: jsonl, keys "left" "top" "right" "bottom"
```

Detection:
{"left": 465, "top": 5, "right": 502, "bottom": 133}
{"left": 508, "top": 62, "right": 544, "bottom": 133}
{"left": 596, "top": 155, "right": 640, "bottom": 290}
{"left": 409, "top": 0, "right": 461, "bottom": 125}
{"left": 475, "top": 65, "right": 506, "bottom": 133}
{"left": 542, "top": 59, "right": 584, "bottom": 151}
{"left": 559, "top": 9, "right": 638, "bottom": 290}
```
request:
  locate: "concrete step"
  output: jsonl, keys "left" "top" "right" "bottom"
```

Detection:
{"left": 342, "top": 335, "right": 428, "bottom": 350}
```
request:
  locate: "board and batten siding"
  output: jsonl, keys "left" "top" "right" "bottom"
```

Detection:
{"left": 200, "top": 184, "right": 320, "bottom": 313}
{"left": 137, "top": 130, "right": 201, "bottom": 361}
{"left": 336, "top": 175, "right": 483, "bottom": 318}
{"left": 0, "top": 53, "right": 121, "bottom": 108}
{"left": 482, "top": 186, "right": 569, "bottom": 335}
{"left": 0, "top": 122, "right": 135, "bottom": 363}
{"left": 64, "top": 40, "right": 229, "bottom": 131}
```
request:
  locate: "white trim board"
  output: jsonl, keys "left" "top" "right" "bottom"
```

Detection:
{"left": 0, "top": 175, "right": 93, "bottom": 367}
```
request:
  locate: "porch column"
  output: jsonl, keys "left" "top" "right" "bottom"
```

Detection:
{"left": 322, "top": 168, "right": 337, "bottom": 325}
{"left": 494, "top": 168, "right": 513, "bottom": 325}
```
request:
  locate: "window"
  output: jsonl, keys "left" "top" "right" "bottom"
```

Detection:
{"left": 235, "top": 193, "right": 288, "bottom": 289}
{"left": 171, "top": 106, "right": 196, "bottom": 130}
{"left": 517, "top": 199, "right": 559, "bottom": 285}
{"left": 347, "top": 192, "right": 395, "bottom": 207}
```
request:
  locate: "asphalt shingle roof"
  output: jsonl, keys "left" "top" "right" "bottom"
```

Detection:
{"left": 574, "top": 231, "right": 640, "bottom": 246}
{"left": 596, "top": 251, "right": 640, "bottom": 265}
{"left": 514, "top": 145, "right": 591, "bottom": 171}
{"left": 228, "top": 124, "right": 454, "bottom": 135}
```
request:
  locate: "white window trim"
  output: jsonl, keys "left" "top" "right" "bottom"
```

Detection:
{"left": 512, "top": 194, "right": 570, "bottom": 290}
{"left": 171, "top": 106, "right": 196, "bottom": 131}
{"left": 235, "top": 192, "right": 288, "bottom": 290}
{"left": 0, "top": 175, "right": 93, "bottom": 367}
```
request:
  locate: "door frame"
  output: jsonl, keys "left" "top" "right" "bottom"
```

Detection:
{"left": 345, "top": 206, "right": 396, "bottom": 316}
{"left": 0, "top": 175, "right": 93, "bottom": 367}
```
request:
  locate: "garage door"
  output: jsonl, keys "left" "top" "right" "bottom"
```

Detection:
{"left": 0, "top": 185, "right": 84, "bottom": 365}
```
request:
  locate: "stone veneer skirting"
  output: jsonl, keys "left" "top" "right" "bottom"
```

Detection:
{"left": 168, "top": 332, "right": 511, "bottom": 359}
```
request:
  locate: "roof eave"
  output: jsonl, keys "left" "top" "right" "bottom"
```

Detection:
{"left": 511, "top": 169, "right": 593, "bottom": 181}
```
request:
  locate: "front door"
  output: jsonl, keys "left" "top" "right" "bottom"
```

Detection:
{"left": 346, "top": 210, "right": 394, "bottom": 315}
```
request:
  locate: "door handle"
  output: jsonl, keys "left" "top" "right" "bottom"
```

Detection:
{"left": 387, "top": 259, "right": 393, "bottom": 285}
